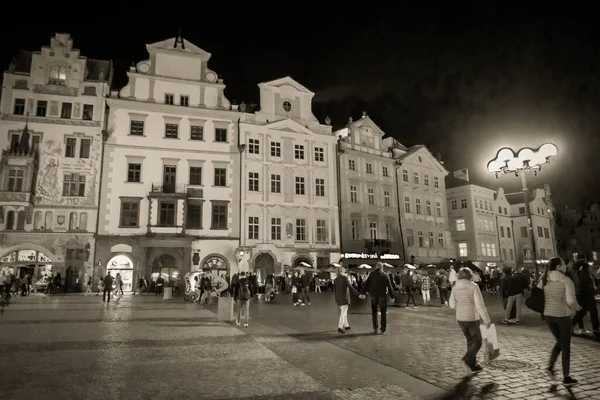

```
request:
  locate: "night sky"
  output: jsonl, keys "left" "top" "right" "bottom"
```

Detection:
{"left": 3, "top": 3, "right": 599, "bottom": 210}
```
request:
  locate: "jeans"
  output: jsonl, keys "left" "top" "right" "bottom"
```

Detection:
{"left": 102, "top": 288, "right": 111, "bottom": 303}
{"left": 572, "top": 294, "right": 599, "bottom": 332}
{"left": 422, "top": 289, "right": 430, "bottom": 304}
{"left": 302, "top": 287, "right": 310, "bottom": 304}
{"left": 439, "top": 289, "right": 449, "bottom": 305}
{"left": 338, "top": 305, "right": 349, "bottom": 329}
{"left": 371, "top": 297, "right": 388, "bottom": 332}
{"left": 545, "top": 315, "right": 572, "bottom": 378}
{"left": 504, "top": 293, "right": 523, "bottom": 321}
{"left": 237, "top": 299, "right": 250, "bottom": 325}
{"left": 405, "top": 289, "right": 417, "bottom": 307}
{"left": 458, "top": 320, "right": 482, "bottom": 368}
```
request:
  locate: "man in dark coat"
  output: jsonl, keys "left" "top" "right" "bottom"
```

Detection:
{"left": 334, "top": 268, "right": 364, "bottom": 333}
{"left": 102, "top": 272, "right": 114, "bottom": 303}
{"left": 572, "top": 254, "right": 599, "bottom": 338}
{"left": 301, "top": 269, "right": 312, "bottom": 306}
{"left": 364, "top": 262, "right": 395, "bottom": 334}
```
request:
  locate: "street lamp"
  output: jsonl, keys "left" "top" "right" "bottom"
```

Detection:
{"left": 487, "top": 143, "right": 558, "bottom": 277}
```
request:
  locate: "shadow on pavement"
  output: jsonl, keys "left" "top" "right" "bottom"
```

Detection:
{"left": 432, "top": 376, "right": 497, "bottom": 399}
{"left": 285, "top": 331, "right": 378, "bottom": 341}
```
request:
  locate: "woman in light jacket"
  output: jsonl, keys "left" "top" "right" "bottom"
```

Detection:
{"left": 539, "top": 257, "right": 581, "bottom": 387}
{"left": 449, "top": 267, "right": 491, "bottom": 373}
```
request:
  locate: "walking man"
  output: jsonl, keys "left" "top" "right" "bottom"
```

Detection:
{"left": 102, "top": 271, "right": 114, "bottom": 303}
{"left": 333, "top": 267, "right": 364, "bottom": 333}
{"left": 301, "top": 268, "right": 312, "bottom": 306}
{"left": 364, "top": 262, "right": 395, "bottom": 335}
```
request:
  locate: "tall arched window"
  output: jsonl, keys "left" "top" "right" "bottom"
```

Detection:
{"left": 16, "top": 211, "right": 25, "bottom": 230}
{"left": 79, "top": 213, "right": 88, "bottom": 231}
{"left": 44, "top": 211, "right": 53, "bottom": 230}
{"left": 33, "top": 211, "right": 43, "bottom": 230}
{"left": 68, "top": 212, "right": 77, "bottom": 231}
{"left": 5, "top": 211, "right": 15, "bottom": 231}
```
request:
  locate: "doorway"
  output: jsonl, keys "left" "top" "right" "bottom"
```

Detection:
{"left": 254, "top": 253, "right": 275, "bottom": 284}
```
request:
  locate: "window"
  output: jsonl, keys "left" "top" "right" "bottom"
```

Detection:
{"left": 165, "top": 94, "right": 174, "bottom": 105}
{"left": 456, "top": 219, "right": 466, "bottom": 231}
{"left": 537, "top": 226, "right": 543, "bottom": 237}
{"left": 189, "top": 167, "right": 202, "bottom": 185}
{"left": 49, "top": 65, "right": 67, "bottom": 84}
{"left": 7, "top": 169, "right": 24, "bottom": 192}
{"left": 351, "top": 220, "right": 359, "bottom": 239}
{"left": 369, "top": 222, "right": 377, "bottom": 239}
{"left": 413, "top": 172, "right": 419, "bottom": 184}
{"left": 436, "top": 201, "right": 442, "bottom": 217}
{"left": 415, "top": 199, "right": 422, "bottom": 214}
{"left": 385, "top": 223, "right": 391, "bottom": 239}
{"left": 418, "top": 231, "right": 424, "bottom": 247}
{"left": 500, "top": 226, "right": 505, "bottom": 237}
{"left": 428, "top": 232, "right": 434, "bottom": 247}
{"left": 540, "top": 248, "right": 546, "bottom": 258}
{"left": 187, "top": 203, "right": 202, "bottom": 229}
{"left": 520, "top": 226, "right": 528, "bottom": 237}
{"left": 211, "top": 203, "right": 228, "bottom": 229}
{"left": 519, "top": 207, "right": 526, "bottom": 215}
{"left": 248, "top": 172, "right": 260, "bottom": 191}
{"left": 384, "top": 191, "right": 391, "bottom": 207}
{"left": 159, "top": 201, "right": 176, "bottom": 226}
{"left": 190, "top": 125, "right": 204, "bottom": 140}
{"left": 296, "top": 219, "right": 306, "bottom": 241}
{"left": 36, "top": 100, "right": 47, "bottom": 117}
{"left": 120, "top": 199, "right": 140, "bottom": 227}
{"left": 366, "top": 163, "right": 373, "bottom": 174}
{"left": 13, "top": 99, "right": 25, "bottom": 115}
{"left": 165, "top": 123, "right": 178, "bottom": 138}
{"left": 248, "top": 217, "right": 259, "bottom": 240}
{"left": 438, "top": 232, "right": 444, "bottom": 247}
{"left": 270, "top": 174, "right": 281, "bottom": 193}
{"left": 79, "top": 139, "right": 91, "bottom": 159}
{"left": 404, "top": 196, "right": 411, "bottom": 213}
{"left": 316, "top": 220, "right": 328, "bottom": 242}
{"left": 509, "top": 249, "right": 514, "bottom": 260}
{"left": 491, "top": 244, "right": 497, "bottom": 257}
{"left": 424, "top": 175, "right": 430, "bottom": 186}
{"left": 294, "top": 144, "right": 305, "bottom": 159}
{"left": 127, "top": 163, "right": 141, "bottom": 183}
{"left": 383, "top": 167, "right": 389, "bottom": 177}
{"left": 82, "top": 104, "right": 94, "bottom": 120}
{"left": 130, "top": 120, "right": 144, "bottom": 136}
{"left": 461, "top": 198, "right": 467, "bottom": 209}
{"left": 544, "top": 227, "right": 550, "bottom": 238}
{"left": 214, "top": 168, "right": 227, "bottom": 186}
{"left": 315, "top": 178, "right": 325, "bottom": 197}
{"left": 61, "top": 103, "right": 72, "bottom": 119}
{"left": 270, "top": 142, "right": 281, "bottom": 157}
{"left": 215, "top": 128, "right": 228, "bottom": 142}
{"left": 180, "top": 95, "right": 189, "bottom": 107}
{"left": 458, "top": 243, "right": 468, "bottom": 257}
{"left": 481, "top": 243, "right": 487, "bottom": 256}
{"left": 484, "top": 202, "right": 488, "bottom": 211}
{"left": 524, "top": 249, "right": 532, "bottom": 260}
{"left": 475, "top": 200, "right": 479, "bottom": 208}
{"left": 350, "top": 185, "right": 357, "bottom": 203}
{"left": 502, "top": 248, "right": 507, "bottom": 260}
{"left": 426, "top": 200, "right": 432, "bottom": 215}
{"left": 271, "top": 218, "right": 281, "bottom": 240}
{"left": 406, "top": 229, "right": 414, "bottom": 246}
{"left": 65, "top": 138, "right": 77, "bottom": 158}
{"left": 368, "top": 188, "right": 375, "bottom": 205}
{"left": 314, "top": 147, "right": 324, "bottom": 162}
{"left": 283, "top": 101, "right": 292, "bottom": 112}
{"left": 349, "top": 160, "right": 356, "bottom": 170}
{"left": 506, "top": 227, "right": 511, "bottom": 238}
{"left": 248, "top": 139, "right": 260, "bottom": 154}
{"left": 295, "top": 177, "right": 305, "bottom": 195}
{"left": 504, "top": 207, "right": 508, "bottom": 215}
{"left": 498, "top": 206, "right": 502, "bottom": 214}
{"left": 402, "top": 169, "right": 409, "bottom": 182}
{"left": 62, "top": 173, "right": 86, "bottom": 197}
{"left": 451, "top": 200, "right": 458, "bottom": 210}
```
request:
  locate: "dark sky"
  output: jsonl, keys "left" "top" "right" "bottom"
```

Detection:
{"left": 3, "top": 3, "right": 600, "bottom": 210}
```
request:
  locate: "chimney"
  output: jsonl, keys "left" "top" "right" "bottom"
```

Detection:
{"left": 453, "top": 168, "right": 469, "bottom": 182}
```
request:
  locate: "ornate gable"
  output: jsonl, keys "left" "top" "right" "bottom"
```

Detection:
{"left": 264, "top": 119, "right": 314, "bottom": 135}
{"left": 350, "top": 116, "right": 385, "bottom": 137}
{"left": 403, "top": 146, "right": 448, "bottom": 174}
{"left": 146, "top": 38, "right": 211, "bottom": 59}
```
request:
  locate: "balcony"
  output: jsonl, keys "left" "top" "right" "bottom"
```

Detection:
{"left": 149, "top": 183, "right": 187, "bottom": 199}
{"left": 186, "top": 187, "right": 203, "bottom": 198}
{"left": 364, "top": 239, "right": 392, "bottom": 248}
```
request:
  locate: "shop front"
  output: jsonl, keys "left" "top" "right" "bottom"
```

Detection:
{"left": 340, "top": 251, "right": 402, "bottom": 269}
{"left": 0, "top": 247, "right": 59, "bottom": 292}
{"left": 106, "top": 254, "right": 134, "bottom": 292}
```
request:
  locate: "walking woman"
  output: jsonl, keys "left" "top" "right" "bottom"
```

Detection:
{"left": 449, "top": 267, "right": 491, "bottom": 373}
{"left": 236, "top": 271, "right": 253, "bottom": 327}
{"left": 333, "top": 267, "right": 364, "bottom": 333}
{"left": 540, "top": 257, "right": 581, "bottom": 387}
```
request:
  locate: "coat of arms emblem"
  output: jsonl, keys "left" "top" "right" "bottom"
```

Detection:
{"left": 57, "top": 215, "right": 65, "bottom": 225}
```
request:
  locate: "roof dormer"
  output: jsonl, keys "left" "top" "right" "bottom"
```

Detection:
{"left": 257, "top": 76, "right": 318, "bottom": 123}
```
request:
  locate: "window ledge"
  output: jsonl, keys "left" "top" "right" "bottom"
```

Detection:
{"left": 164, "top": 137, "right": 180, "bottom": 140}
{"left": 128, "top": 134, "right": 146, "bottom": 137}
{"left": 210, "top": 227, "right": 228, "bottom": 231}
{"left": 124, "top": 181, "right": 144, "bottom": 184}
{"left": 189, "top": 139, "right": 205, "bottom": 141}
{"left": 211, "top": 185, "right": 229, "bottom": 188}
{"left": 214, "top": 141, "right": 228, "bottom": 144}
{"left": 186, "top": 226, "right": 203, "bottom": 230}
{"left": 118, "top": 225, "right": 140, "bottom": 229}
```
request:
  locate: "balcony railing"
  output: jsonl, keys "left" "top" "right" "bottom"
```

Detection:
{"left": 2, "top": 147, "right": 36, "bottom": 157}
{"left": 364, "top": 239, "right": 392, "bottom": 248}
{"left": 150, "top": 183, "right": 187, "bottom": 194}
{"left": 187, "top": 187, "right": 203, "bottom": 198}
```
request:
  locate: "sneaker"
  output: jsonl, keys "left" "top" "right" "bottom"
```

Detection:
{"left": 293, "top": 303, "right": 297, "bottom": 306}
{"left": 244, "top": 323, "right": 248, "bottom": 328}
{"left": 563, "top": 377, "right": 578, "bottom": 387}
{"left": 235, "top": 320, "right": 240, "bottom": 326}
{"left": 338, "top": 328, "right": 345, "bottom": 334}
{"left": 308, "top": 303, "right": 311, "bottom": 306}
{"left": 471, "top": 364, "right": 484, "bottom": 373}
{"left": 545, "top": 367, "right": 555, "bottom": 381}
{"left": 501, "top": 319, "right": 509, "bottom": 324}
{"left": 514, "top": 320, "right": 520, "bottom": 325}
{"left": 573, "top": 327, "right": 583, "bottom": 335}
{"left": 413, "top": 306, "right": 419, "bottom": 309}
{"left": 373, "top": 329, "right": 378, "bottom": 334}
{"left": 381, "top": 330, "right": 386, "bottom": 335}
{"left": 300, "top": 303, "right": 305, "bottom": 306}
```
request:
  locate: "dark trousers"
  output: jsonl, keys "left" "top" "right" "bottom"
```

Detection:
{"left": 301, "top": 287, "right": 310, "bottom": 304}
{"left": 439, "top": 289, "right": 448, "bottom": 305}
{"left": 458, "top": 320, "right": 482, "bottom": 368}
{"left": 545, "top": 315, "right": 572, "bottom": 378}
{"left": 371, "top": 296, "right": 388, "bottom": 332}
{"left": 405, "top": 288, "right": 417, "bottom": 306}
{"left": 103, "top": 288, "right": 111, "bottom": 303}
{"left": 572, "top": 294, "right": 599, "bottom": 331}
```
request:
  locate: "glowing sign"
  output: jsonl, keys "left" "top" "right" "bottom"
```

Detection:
{"left": 487, "top": 143, "right": 558, "bottom": 174}
{"left": 342, "top": 253, "right": 401, "bottom": 260}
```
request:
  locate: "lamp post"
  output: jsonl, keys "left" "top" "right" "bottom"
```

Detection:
{"left": 487, "top": 143, "right": 558, "bottom": 277}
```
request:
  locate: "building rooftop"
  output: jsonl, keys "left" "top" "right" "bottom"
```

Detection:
{"left": 445, "top": 174, "right": 493, "bottom": 190}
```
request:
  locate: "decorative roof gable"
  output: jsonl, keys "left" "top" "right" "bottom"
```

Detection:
{"left": 264, "top": 119, "right": 315, "bottom": 135}
{"left": 258, "top": 76, "right": 313, "bottom": 95}
{"left": 146, "top": 37, "right": 211, "bottom": 59}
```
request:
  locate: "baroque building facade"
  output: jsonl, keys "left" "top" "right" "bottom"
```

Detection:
{"left": 238, "top": 77, "right": 340, "bottom": 281}
{"left": 95, "top": 36, "right": 240, "bottom": 291}
{"left": 556, "top": 203, "right": 600, "bottom": 265}
{"left": 0, "top": 33, "right": 111, "bottom": 291}
{"left": 335, "top": 115, "right": 404, "bottom": 267}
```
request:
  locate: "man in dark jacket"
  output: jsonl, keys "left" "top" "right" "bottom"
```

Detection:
{"left": 334, "top": 268, "right": 364, "bottom": 333}
{"left": 301, "top": 270, "right": 312, "bottom": 306}
{"left": 103, "top": 272, "right": 114, "bottom": 303}
{"left": 364, "top": 262, "right": 395, "bottom": 334}
{"left": 572, "top": 255, "right": 599, "bottom": 338}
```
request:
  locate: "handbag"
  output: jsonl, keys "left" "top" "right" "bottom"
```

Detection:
{"left": 526, "top": 286, "right": 545, "bottom": 313}
{"left": 291, "top": 286, "right": 297, "bottom": 294}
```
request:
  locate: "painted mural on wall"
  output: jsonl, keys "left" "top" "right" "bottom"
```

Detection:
{"left": 35, "top": 134, "right": 100, "bottom": 207}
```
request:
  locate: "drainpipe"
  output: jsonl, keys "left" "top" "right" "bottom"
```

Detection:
{"left": 336, "top": 137, "right": 344, "bottom": 262}
{"left": 495, "top": 214, "right": 503, "bottom": 265}
{"left": 394, "top": 161, "right": 407, "bottom": 265}
{"left": 511, "top": 219, "right": 518, "bottom": 267}
{"left": 237, "top": 117, "right": 245, "bottom": 275}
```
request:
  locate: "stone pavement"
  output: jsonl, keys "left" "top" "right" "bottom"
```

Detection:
{"left": 237, "top": 291, "right": 600, "bottom": 400}
{"left": 0, "top": 294, "right": 443, "bottom": 400}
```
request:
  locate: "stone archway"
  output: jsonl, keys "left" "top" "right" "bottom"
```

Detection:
{"left": 292, "top": 254, "right": 313, "bottom": 267}
{"left": 254, "top": 252, "right": 275, "bottom": 283}
{"left": 151, "top": 254, "right": 179, "bottom": 283}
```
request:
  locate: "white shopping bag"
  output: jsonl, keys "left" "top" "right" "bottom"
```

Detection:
{"left": 480, "top": 323, "right": 500, "bottom": 362}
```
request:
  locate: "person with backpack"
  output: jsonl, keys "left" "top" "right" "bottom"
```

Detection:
{"left": 236, "top": 271, "right": 253, "bottom": 327}
{"left": 571, "top": 255, "right": 599, "bottom": 339}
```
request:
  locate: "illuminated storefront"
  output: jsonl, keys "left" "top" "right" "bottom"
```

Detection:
{"left": 340, "top": 252, "right": 402, "bottom": 268}
{"left": 0, "top": 248, "right": 56, "bottom": 285}
{"left": 106, "top": 254, "right": 134, "bottom": 292}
